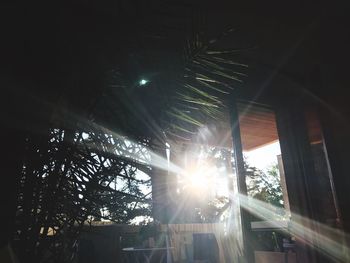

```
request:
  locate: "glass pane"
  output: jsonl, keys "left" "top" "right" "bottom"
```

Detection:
{"left": 237, "top": 102, "right": 290, "bottom": 219}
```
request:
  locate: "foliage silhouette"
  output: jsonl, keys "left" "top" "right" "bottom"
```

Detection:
{"left": 13, "top": 4, "right": 246, "bottom": 262}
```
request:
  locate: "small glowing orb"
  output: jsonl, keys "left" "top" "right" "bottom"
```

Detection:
{"left": 139, "top": 79, "right": 148, "bottom": 86}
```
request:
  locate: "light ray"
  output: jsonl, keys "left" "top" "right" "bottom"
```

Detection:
{"left": 235, "top": 193, "right": 350, "bottom": 262}
{"left": 51, "top": 106, "right": 185, "bottom": 175}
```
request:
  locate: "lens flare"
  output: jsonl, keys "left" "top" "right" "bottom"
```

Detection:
{"left": 235, "top": 193, "right": 350, "bottom": 262}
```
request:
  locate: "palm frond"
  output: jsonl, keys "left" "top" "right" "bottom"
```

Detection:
{"left": 166, "top": 20, "right": 247, "bottom": 137}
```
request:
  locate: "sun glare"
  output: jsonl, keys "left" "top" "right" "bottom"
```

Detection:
{"left": 179, "top": 163, "right": 217, "bottom": 195}
{"left": 188, "top": 169, "right": 209, "bottom": 190}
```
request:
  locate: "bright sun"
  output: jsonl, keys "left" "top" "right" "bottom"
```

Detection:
{"left": 179, "top": 163, "right": 217, "bottom": 195}
{"left": 188, "top": 170, "right": 209, "bottom": 190}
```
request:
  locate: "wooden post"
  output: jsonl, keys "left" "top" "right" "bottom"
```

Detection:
{"left": 150, "top": 139, "right": 170, "bottom": 224}
{"left": 277, "top": 155, "right": 291, "bottom": 215}
{"left": 229, "top": 96, "right": 253, "bottom": 263}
